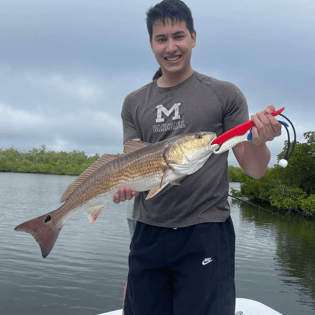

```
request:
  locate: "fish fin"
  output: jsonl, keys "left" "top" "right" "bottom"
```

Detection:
{"left": 85, "top": 205, "right": 106, "bottom": 225}
{"left": 170, "top": 179, "right": 180, "bottom": 186}
{"left": 123, "top": 140, "right": 151, "bottom": 155}
{"left": 146, "top": 183, "right": 169, "bottom": 200}
{"left": 61, "top": 154, "right": 119, "bottom": 202}
{"left": 14, "top": 210, "right": 62, "bottom": 258}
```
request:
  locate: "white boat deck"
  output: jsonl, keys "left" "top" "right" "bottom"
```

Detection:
{"left": 98, "top": 298, "right": 282, "bottom": 315}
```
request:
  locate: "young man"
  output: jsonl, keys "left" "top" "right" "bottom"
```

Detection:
{"left": 114, "top": 1, "right": 281, "bottom": 314}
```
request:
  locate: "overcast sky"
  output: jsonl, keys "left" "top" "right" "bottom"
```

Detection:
{"left": 0, "top": 0, "right": 314, "bottom": 167}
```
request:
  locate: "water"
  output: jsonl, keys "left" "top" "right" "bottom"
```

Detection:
{"left": 0, "top": 173, "right": 314, "bottom": 315}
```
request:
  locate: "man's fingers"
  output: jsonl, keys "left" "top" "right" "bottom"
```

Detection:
{"left": 125, "top": 187, "right": 133, "bottom": 200}
{"left": 118, "top": 187, "right": 127, "bottom": 202}
{"left": 113, "top": 193, "right": 120, "bottom": 204}
{"left": 266, "top": 114, "right": 282, "bottom": 136}
{"left": 113, "top": 186, "right": 140, "bottom": 203}
{"left": 132, "top": 191, "right": 140, "bottom": 197}
{"left": 264, "top": 105, "right": 275, "bottom": 114}
{"left": 264, "top": 105, "right": 281, "bottom": 136}
{"left": 250, "top": 106, "right": 282, "bottom": 146}
{"left": 256, "top": 111, "right": 271, "bottom": 131}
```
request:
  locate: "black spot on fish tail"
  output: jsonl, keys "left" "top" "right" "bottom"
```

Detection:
{"left": 45, "top": 215, "right": 52, "bottom": 223}
{"left": 14, "top": 210, "right": 63, "bottom": 258}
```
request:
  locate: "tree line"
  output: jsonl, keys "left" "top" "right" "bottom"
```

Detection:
{"left": 0, "top": 145, "right": 101, "bottom": 176}
{"left": 232, "top": 131, "right": 315, "bottom": 218}
{"left": 0, "top": 144, "right": 246, "bottom": 181}
{"left": 1, "top": 132, "right": 314, "bottom": 217}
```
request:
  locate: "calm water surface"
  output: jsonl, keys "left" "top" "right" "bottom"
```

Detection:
{"left": 0, "top": 173, "right": 315, "bottom": 314}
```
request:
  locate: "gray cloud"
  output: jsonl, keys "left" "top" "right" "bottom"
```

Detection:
{"left": 0, "top": 0, "right": 313, "bottom": 167}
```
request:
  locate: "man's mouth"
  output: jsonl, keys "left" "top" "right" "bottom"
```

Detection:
{"left": 165, "top": 55, "right": 181, "bottom": 61}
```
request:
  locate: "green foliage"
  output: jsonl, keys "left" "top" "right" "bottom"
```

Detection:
{"left": 277, "top": 131, "right": 315, "bottom": 195}
{"left": 300, "top": 195, "right": 315, "bottom": 216}
{"left": 0, "top": 145, "right": 106, "bottom": 176}
{"left": 228, "top": 165, "right": 247, "bottom": 182}
{"left": 269, "top": 186, "right": 307, "bottom": 209}
{"left": 232, "top": 131, "right": 315, "bottom": 217}
{"left": 2, "top": 145, "right": 248, "bottom": 181}
{"left": 231, "top": 167, "right": 277, "bottom": 199}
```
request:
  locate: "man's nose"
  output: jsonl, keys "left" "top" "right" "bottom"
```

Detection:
{"left": 166, "top": 38, "right": 177, "bottom": 53}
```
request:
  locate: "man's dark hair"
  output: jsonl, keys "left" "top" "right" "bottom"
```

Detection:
{"left": 147, "top": 0, "right": 194, "bottom": 80}
{"left": 146, "top": 0, "right": 194, "bottom": 41}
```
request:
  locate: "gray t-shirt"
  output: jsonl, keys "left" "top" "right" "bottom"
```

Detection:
{"left": 121, "top": 71, "right": 249, "bottom": 227}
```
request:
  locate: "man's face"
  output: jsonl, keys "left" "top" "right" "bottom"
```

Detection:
{"left": 150, "top": 18, "right": 196, "bottom": 77}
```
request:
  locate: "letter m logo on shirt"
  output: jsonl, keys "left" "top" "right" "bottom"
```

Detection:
{"left": 156, "top": 103, "right": 181, "bottom": 123}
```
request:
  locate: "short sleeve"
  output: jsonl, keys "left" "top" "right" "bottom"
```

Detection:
{"left": 121, "top": 94, "right": 140, "bottom": 144}
{"left": 222, "top": 83, "right": 249, "bottom": 132}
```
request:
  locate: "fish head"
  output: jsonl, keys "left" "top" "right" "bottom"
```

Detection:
{"left": 165, "top": 132, "right": 218, "bottom": 175}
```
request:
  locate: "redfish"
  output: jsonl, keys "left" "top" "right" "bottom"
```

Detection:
{"left": 14, "top": 132, "right": 218, "bottom": 258}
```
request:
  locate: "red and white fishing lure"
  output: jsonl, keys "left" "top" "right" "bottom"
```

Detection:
{"left": 212, "top": 107, "right": 285, "bottom": 155}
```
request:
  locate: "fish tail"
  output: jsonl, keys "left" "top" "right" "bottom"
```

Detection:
{"left": 14, "top": 209, "right": 63, "bottom": 258}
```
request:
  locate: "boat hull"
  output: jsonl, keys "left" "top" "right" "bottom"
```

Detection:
{"left": 98, "top": 298, "right": 282, "bottom": 315}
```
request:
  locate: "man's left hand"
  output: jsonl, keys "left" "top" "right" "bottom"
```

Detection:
{"left": 250, "top": 105, "right": 282, "bottom": 146}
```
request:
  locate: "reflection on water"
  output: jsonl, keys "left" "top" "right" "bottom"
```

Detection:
{"left": 230, "top": 181, "right": 315, "bottom": 314}
{"left": 0, "top": 173, "right": 131, "bottom": 315}
{"left": 0, "top": 174, "right": 314, "bottom": 315}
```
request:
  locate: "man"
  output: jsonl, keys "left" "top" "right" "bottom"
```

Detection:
{"left": 114, "top": 1, "right": 281, "bottom": 314}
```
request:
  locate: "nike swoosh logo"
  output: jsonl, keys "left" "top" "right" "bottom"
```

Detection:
{"left": 202, "top": 258, "right": 213, "bottom": 265}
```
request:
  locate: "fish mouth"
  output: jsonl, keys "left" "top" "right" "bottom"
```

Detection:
{"left": 203, "top": 133, "right": 219, "bottom": 150}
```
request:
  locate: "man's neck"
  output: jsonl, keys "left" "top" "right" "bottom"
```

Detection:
{"left": 157, "top": 68, "right": 194, "bottom": 88}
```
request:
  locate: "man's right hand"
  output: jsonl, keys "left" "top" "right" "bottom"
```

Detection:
{"left": 113, "top": 186, "right": 140, "bottom": 204}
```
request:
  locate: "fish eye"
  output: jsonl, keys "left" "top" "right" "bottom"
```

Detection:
{"left": 195, "top": 135, "right": 203, "bottom": 139}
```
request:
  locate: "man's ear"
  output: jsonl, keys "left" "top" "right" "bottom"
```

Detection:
{"left": 192, "top": 30, "right": 197, "bottom": 48}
